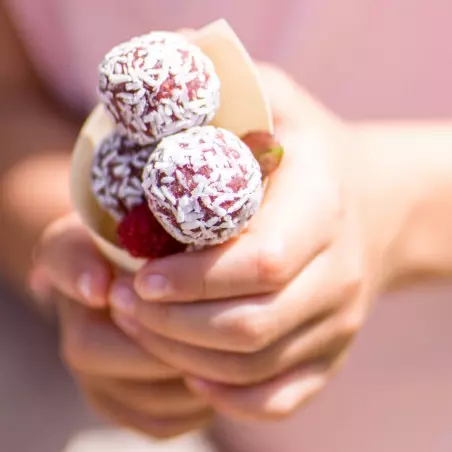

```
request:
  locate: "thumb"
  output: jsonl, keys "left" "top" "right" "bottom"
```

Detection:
{"left": 35, "top": 213, "right": 113, "bottom": 308}
{"left": 256, "top": 62, "right": 335, "bottom": 134}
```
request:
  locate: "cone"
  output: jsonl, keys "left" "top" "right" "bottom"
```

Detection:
{"left": 70, "top": 19, "right": 273, "bottom": 273}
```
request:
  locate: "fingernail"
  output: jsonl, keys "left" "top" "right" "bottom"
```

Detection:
{"left": 112, "top": 312, "right": 139, "bottom": 335}
{"left": 77, "top": 273, "right": 105, "bottom": 307}
{"left": 141, "top": 274, "right": 170, "bottom": 300}
{"left": 110, "top": 282, "right": 136, "bottom": 315}
{"left": 77, "top": 272, "right": 93, "bottom": 299}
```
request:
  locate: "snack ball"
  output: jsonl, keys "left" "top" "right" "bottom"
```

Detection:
{"left": 98, "top": 32, "right": 221, "bottom": 145}
{"left": 90, "top": 132, "right": 155, "bottom": 222}
{"left": 142, "top": 126, "right": 263, "bottom": 246}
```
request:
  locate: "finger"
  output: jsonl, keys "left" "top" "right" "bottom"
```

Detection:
{"left": 80, "top": 376, "right": 209, "bottom": 418}
{"left": 186, "top": 350, "right": 350, "bottom": 421}
{"left": 85, "top": 390, "right": 213, "bottom": 440}
{"left": 36, "top": 213, "right": 112, "bottom": 308}
{"left": 188, "top": 365, "right": 325, "bottom": 421}
{"left": 113, "top": 305, "right": 359, "bottom": 385}
{"left": 134, "top": 130, "right": 339, "bottom": 303}
{"left": 118, "top": 247, "right": 360, "bottom": 353}
{"left": 188, "top": 363, "right": 331, "bottom": 421}
{"left": 58, "top": 298, "right": 180, "bottom": 380}
{"left": 257, "top": 62, "right": 335, "bottom": 132}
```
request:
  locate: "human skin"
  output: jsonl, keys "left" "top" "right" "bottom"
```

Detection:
{"left": 3, "top": 1, "right": 452, "bottom": 439}
{"left": 36, "top": 64, "right": 452, "bottom": 429}
{"left": 0, "top": 4, "right": 214, "bottom": 438}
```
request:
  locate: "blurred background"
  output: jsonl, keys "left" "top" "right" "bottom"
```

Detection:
{"left": 0, "top": 281, "right": 99, "bottom": 452}
{"left": 1, "top": 1, "right": 452, "bottom": 451}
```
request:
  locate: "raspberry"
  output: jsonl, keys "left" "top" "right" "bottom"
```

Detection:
{"left": 117, "top": 203, "right": 186, "bottom": 258}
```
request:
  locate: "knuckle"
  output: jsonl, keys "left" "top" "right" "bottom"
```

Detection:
{"left": 338, "top": 265, "right": 365, "bottom": 301}
{"left": 257, "top": 375, "right": 326, "bottom": 420}
{"left": 257, "top": 241, "right": 291, "bottom": 288}
{"left": 340, "top": 309, "right": 364, "bottom": 338}
{"left": 344, "top": 310, "right": 364, "bottom": 337}
{"left": 335, "top": 271, "right": 366, "bottom": 339}
{"left": 225, "top": 309, "right": 273, "bottom": 353}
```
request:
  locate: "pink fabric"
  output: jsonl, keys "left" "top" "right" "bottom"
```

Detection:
{"left": 4, "top": 1, "right": 452, "bottom": 451}
{"left": 5, "top": 0, "right": 452, "bottom": 118}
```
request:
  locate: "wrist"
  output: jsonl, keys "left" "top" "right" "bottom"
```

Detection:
{"left": 352, "top": 121, "right": 452, "bottom": 289}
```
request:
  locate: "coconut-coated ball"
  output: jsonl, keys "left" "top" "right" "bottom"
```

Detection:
{"left": 98, "top": 32, "right": 220, "bottom": 145}
{"left": 90, "top": 131, "right": 155, "bottom": 222}
{"left": 142, "top": 126, "right": 263, "bottom": 246}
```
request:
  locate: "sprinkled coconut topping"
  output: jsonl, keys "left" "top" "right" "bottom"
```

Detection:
{"left": 91, "top": 132, "right": 156, "bottom": 222}
{"left": 98, "top": 31, "right": 221, "bottom": 145}
{"left": 142, "top": 126, "right": 263, "bottom": 246}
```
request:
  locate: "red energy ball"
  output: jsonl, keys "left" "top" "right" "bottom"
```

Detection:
{"left": 142, "top": 125, "right": 263, "bottom": 247}
{"left": 90, "top": 132, "right": 155, "bottom": 222}
{"left": 98, "top": 32, "right": 221, "bottom": 145}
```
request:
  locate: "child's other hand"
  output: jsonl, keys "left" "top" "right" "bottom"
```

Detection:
{"left": 59, "top": 297, "right": 212, "bottom": 437}
{"left": 108, "top": 65, "right": 406, "bottom": 421}
{"left": 32, "top": 215, "right": 212, "bottom": 437}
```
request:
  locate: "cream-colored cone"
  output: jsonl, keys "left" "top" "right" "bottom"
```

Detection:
{"left": 70, "top": 19, "right": 273, "bottom": 273}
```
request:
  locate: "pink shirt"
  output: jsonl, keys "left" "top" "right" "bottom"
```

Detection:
{"left": 5, "top": 1, "right": 452, "bottom": 451}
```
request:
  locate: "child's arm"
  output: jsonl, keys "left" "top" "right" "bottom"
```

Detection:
{"left": 0, "top": 3, "right": 80, "bottom": 287}
{"left": 354, "top": 121, "right": 452, "bottom": 287}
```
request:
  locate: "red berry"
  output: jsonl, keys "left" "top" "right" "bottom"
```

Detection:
{"left": 117, "top": 203, "right": 186, "bottom": 258}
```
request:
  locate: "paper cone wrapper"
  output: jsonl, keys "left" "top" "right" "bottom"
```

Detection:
{"left": 70, "top": 19, "right": 273, "bottom": 273}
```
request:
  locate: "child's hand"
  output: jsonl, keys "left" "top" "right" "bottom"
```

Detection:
{"left": 108, "top": 65, "right": 407, "bottom": 421}
{"left": 32, "top": 215, "right": 212, "bottom": 438}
